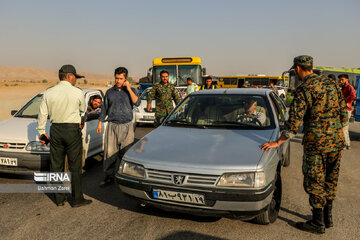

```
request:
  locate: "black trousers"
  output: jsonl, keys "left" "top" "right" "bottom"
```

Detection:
{"left": 50, "top": 123, "right": 83, "bottom": 204}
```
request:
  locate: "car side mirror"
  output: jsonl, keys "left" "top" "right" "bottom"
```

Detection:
{"left": 11, "top": 110, "right": 17, "bottom": 116}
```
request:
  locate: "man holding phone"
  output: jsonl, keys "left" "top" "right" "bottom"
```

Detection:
{"left": 97, "top": 67, "right": 140, "bottom": 187}
{"left": 37, "top": 64, "right": 91, "bottom": 207}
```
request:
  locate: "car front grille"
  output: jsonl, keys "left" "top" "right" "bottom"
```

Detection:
{"left": 0, "top": 142, "right": 26, "bottom": 150}
{"left": 146, "top": 169, "right": 219, "bottom": 187}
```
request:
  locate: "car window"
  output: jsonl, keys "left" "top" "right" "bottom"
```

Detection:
{"left": 15, "top": 94, "right": 43, "bottom": 118}
{"left": 85, "top": 92, "right": 103, "bottom": 121}
{"left": 166, "top": 94, "right": 274, "bottom": 129}
{"left": 270, "top": 93, "right": 284, "bottom": 122}
{"left": 141, "top": 88, "right": 151, "bottom": 100}
{"left": 273, "top": 93, "right": 286, "bottom": 115}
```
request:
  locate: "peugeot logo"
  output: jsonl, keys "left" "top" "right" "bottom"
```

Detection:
{"left": 173, "top": 175, "right": 185, "bottom": 185}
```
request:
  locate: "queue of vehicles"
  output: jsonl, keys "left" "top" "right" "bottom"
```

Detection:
{"left": 2, "top": 56, "right": 358, "bottom": 225}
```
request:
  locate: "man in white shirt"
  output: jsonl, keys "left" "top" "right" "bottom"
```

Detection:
{"left": 37, "top": 64, "right": 92, "bottom": 208}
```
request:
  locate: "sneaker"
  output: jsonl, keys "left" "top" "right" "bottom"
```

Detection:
{"left": 99, "top": 176, "right": 115, "bottom": 188}
{"left": 346, "top": 146, "right": 351, "bottom": 150}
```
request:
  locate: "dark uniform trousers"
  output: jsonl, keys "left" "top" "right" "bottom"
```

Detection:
{"left": 50, "top": 123, "right": 83, "bottom": 204}
{"left": 302, "top": 149, "right": 342, "bottom": 209}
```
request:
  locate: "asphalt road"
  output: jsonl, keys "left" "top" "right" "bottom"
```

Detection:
{"left": 0, "top": 123, "right": 359, "bottom": 240}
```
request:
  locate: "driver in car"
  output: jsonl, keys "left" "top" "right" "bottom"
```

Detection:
{"left": 236, "top": 98, "right": 266, "bottom": 125}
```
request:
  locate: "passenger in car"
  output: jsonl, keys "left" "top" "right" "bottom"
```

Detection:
{"left": 81, "top": 95, "right": 102, "bottom": 125}
{"left": 87, "top": 95, "right": 102, "bottom": 115}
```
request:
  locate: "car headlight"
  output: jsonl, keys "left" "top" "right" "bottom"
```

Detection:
{"left": 217, "top": 172, "right": 265, "bottom": 188}
{"left": 119, "top": 161, "right": 145, "bottom": 179}
{"left": 25, "top": 141, "right": 50, "bottom": 152}
{"left": 134, "top": 107, "right": 140, "bottom": 113}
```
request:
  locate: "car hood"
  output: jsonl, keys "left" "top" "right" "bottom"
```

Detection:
{"left": 125, "top": 126, "right": 275, "bottom": 174}
{"left": 0, "top": 117, "right": 49, "bottom": 142}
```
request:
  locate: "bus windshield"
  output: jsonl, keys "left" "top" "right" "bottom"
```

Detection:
{"left": 153, "top": 65, "right": 201, "bottom": 86}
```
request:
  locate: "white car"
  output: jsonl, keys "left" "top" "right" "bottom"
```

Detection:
{"left": 134, "top": 88, "right": 156, "bottom": 125}
{"left": 134, "top": 87, "right": 179, "bottom": 125}
{"left": 0, "top": 89, "right": 107, "bottom": 174}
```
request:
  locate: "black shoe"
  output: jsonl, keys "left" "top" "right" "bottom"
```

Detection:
{"left": 99, "top": 176, "right": 115, "bottom": 188}
{"left": 72, "top": 199, "right": 92, "bottom": 208}
{"left": 296, "top": 208, "right": 325, "bottom": 234}
{"left": 324, "top": 200, "right": 333, "bottom": 228}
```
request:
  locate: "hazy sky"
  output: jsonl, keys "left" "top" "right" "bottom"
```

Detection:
{"left": 1, "top": 0, "right": 359, "bottom": 77}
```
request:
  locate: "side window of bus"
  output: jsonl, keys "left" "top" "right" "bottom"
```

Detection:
{"left": 270, "top": 93, "right": 284, "bottom": 123}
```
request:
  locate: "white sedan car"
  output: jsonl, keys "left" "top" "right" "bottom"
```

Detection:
{"left": 0, "top": 89, "right": 106, "bottom": 174}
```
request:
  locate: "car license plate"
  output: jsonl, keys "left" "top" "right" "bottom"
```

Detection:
{"left": 152, "top": 188, "right": 205, "bottom": 205}
{"left": 0, "top": 157, "right": 18, "bottom": 166}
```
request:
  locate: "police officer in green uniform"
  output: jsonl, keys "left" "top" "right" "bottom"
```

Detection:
{"left": 37, "top": 65, "right": 92, "bottom": 208}
{"left": 147, "top": 70, "right": 181, "bottom": 127}
{"left": 262, "top": 56, "right": 348, "bottom": 234}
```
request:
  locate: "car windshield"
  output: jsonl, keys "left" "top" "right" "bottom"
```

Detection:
{"left": 141, "top": 88, "right": 151, "bottom": 100}
{"left": 15, "top": 94, "right": 43, "bottom": 119}
{"left": 165, "top": 94, "right": 274, "bottom": 129}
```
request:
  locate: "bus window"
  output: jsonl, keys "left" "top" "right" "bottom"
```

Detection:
{"left": 153, "top": 66, "right": 177, "bottom": 85}
{"left": 178, "top": 65, "right": 201, "bottom": 86}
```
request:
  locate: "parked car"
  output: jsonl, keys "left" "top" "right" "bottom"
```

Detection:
{"left": 0, "top": 89, "right": 107, "bottom": 174}
{"left": 117, "top": 88, "right": 290, "bottom": 224}
{"left": 134, "top": 87, "right": 180, "bottom": 125}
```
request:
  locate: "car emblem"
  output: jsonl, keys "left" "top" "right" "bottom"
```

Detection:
{"left": 3, "top": 144, "right": 8, "bottom": 148}
{"left": 173, "top": 175, "right": 185, "bottom": 185}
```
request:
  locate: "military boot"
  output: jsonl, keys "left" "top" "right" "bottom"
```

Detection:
{"left": 324, "top": 200, "right": 333, "bottom": 228}
{"left": 296, "top": 208, "right": 325, "bottom": 234}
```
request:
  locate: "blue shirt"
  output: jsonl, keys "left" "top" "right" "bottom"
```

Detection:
{"left": 99, "top": 86, "right": 140, "bottom": 124}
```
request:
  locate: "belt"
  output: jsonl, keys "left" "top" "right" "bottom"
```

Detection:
{"left": 52, "top": 123, "right": 79, "bottom": 126}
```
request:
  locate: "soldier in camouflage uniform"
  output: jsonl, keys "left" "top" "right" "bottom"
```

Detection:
{"left": 262, "top": 55, "right": 348, "bottom": 234}
{"left": 147, "top": 70, "right": 181, "bottom": 127}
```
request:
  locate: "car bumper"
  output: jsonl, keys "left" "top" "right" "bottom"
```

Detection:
{"left": 116, "top": 175, "right": 274, "bottom": 219}
{"left": 0, "top": 151, "right": 50, "bottom": 174}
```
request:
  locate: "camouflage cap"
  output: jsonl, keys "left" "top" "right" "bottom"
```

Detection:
{"left": 290, "top": 55, "right": 313, "bottom": 70}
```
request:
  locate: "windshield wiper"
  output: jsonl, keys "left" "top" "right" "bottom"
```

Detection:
{"left": 211, "top": 121, "right": 263, "bottom": 129}
{"left": 166, "top": 119, "right": 207, "bottom": 129}
{"left": 16, "top": 115, "right": 38, "bottom": 118}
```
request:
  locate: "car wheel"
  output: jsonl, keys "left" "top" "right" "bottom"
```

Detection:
{"left": 283, "top": 143, "right": 290, "bottom": 167}
{"left": 254, "top": 172, "right": 282, "bottom": 225}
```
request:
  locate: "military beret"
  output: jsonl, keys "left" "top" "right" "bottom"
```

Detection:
{"left": 290, "top": 55, "right": 313, "bottom": 70}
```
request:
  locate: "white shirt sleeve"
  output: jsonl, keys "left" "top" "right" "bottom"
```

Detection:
{"left": 37, "top": 94, "right": 49, "bottom": 135}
